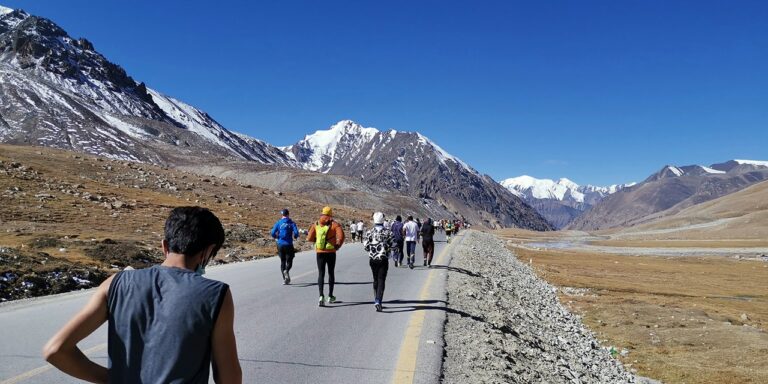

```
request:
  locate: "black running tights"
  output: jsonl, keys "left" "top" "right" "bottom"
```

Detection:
{"left": 278, "top": 244, "right": 295, "bottom": 272}
{"left": 316, "top": 252, "right": 336, "bottom": 296}
{"left": 369, "top": 258, "right": 389, "bottom": 302}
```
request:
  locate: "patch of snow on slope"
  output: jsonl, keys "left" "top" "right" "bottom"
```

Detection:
{"left": 699, "top": 165, "right": 726, "bottom": 174}
{"left": 98, "top": 113, "right": 145, "bottom": 139}
{"left": 0, "top": 5, "right": 13, "bottom": 16}
{"left": 148, "top": 88, "right": 245, "bottom": 156}
{"left": 667, "top": 166, "right": 684, "bottom": 176}
{"left": 415, "top": 132, "right": 478, "bottom": 175}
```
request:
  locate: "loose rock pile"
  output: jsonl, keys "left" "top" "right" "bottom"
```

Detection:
{"left": 442, "top": 231, "right": 636, "bottom": 383}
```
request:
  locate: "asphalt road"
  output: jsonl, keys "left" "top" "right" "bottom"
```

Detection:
{"left": 0, "top": 232, "right": 460, "bottom": 384}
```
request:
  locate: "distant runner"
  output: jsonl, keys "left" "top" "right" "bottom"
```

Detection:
{"left": 271, "top": 208, "right": 300, "bottom": 285}
{"left": 363, "top": 212, "right": 395, "bottom": 312}
{"left": 403, "top": 215, "right": 419, "bottom": 269}
{"left": 356, "top": 220, "right": 364, "bottom": 243}
{"left": 349, "top": 221, "right": 358, "bottom": 242}
{"left": 420, "top": 218, "right": 435, "bottom": 267}
{"left": 390, "top": 215, "right": 405, "bottom": 267}
{"left": 307, "top": 206, "right": 345, "bottom": 306}
{"left": 445, "top": 220, "right": 454, "bottom": 243}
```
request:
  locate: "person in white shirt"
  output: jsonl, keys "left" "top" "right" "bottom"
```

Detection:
{"left": 350, "top": 221, "right": 358, "bottom": 242}
{"left": 356, "top": 220, "right": 364, "bottom": 243}
{"left": 402, "top": 215, "right": 420, "bottom": 269}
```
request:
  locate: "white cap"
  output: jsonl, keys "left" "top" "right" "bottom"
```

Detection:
{"left": 373, "top": 212, "right": 385, "bottom": 224}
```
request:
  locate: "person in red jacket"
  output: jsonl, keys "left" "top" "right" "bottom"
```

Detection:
{"left": 307, "top": 206, "right": 345, "bottom": 306}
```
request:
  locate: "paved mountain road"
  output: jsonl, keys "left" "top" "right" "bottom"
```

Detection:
{"left": 0, "top": 233, "right": 460, "bottom": 384}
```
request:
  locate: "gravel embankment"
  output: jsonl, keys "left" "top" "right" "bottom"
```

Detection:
{"left": 442, "top": 231, "right": 637, "bottom": 383}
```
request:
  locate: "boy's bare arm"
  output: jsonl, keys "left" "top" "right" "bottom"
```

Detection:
{"left": 43, "top": 274, "right": 114, "bottom": 383}
{"left": 211, "top": 288, "right": 242, "bottom": 384}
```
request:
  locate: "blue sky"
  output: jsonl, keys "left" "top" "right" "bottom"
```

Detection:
{"left": 4, "top": 1, "right": 767, "bottom": 186}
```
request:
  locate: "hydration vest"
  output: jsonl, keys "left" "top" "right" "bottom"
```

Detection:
{"left": 315, "top": 222, "right": 335, "bottom": 251}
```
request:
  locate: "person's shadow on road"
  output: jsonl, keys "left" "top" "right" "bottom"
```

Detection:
{"left": 289, "top": 281, "right": 372, "bottom": 288}
{"left": 379, "top": 299, "right": 485, "bottom": 322}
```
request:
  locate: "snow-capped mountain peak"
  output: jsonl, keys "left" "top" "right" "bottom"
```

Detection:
{"left": 734, "top": 159, "right": 768, "bottom": 167}
{"left": 499, "top": 175, "right": 634, "bottom": 229}
{"left": 289, "top": 120, "right": 380, "bottom": 172}
{"left": 0, "top": 5, "right": 13, "bottom": 16}
{"left": 500, "top": 175, "right": 632, "bottom": 204}
{"left": 286, "top": 120, "right": 478, "bottom": 176}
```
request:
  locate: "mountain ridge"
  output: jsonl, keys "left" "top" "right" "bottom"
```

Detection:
{"left": 568, "top": 160, "right": 768, "bottom": 230}
{"left": 284, "top": 120, "right": 552, "bottom": 230}
{"left": 0, "top": 7, "right": 551, "bottom": 230}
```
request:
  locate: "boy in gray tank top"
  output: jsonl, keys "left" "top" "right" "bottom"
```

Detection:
{"left": 44, "top": 206, "right": 242, "bottom": 383}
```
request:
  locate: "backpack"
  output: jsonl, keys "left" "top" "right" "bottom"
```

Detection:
{"left": 277, "top": 220, "right": 294, "bottom": 242}
{"left": 315, "top": 222, "right": 335, "bottom": 251}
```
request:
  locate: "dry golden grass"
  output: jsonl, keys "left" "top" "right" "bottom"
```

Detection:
{"left": 1, "top": 144, "right": 371, "bottom": 297}
{"left": 501, "top": 235, "right": 768, "bottom": 384}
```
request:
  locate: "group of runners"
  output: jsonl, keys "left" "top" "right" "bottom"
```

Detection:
{"left": 270, "top": 206, "right": 465, "bottom": 312}
{"left": 44, "top": 205, "right": 464, "bottom": 382}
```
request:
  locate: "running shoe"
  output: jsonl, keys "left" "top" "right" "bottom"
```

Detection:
{"left": 318, "top": 296, "right": 325, "bottom": 307}
{"left": 423, "top": 261, "right": 427, "bottom": 266}
{"left": 409, "top": 263, "right": 414, "bottom": 270}
{"left": 375, "top": 300, "right": 382, "bottom": 312}
{"left": 327, "top": 295, "right": 337, "bottom": 304}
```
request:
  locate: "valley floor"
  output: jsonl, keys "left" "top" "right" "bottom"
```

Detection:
{"left": 497, "top": 229, "right": 768, "bottom": 384}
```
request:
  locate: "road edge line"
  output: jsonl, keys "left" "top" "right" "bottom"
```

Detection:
{"left": 391, "top": 233, "right": 464, "bottom": 384}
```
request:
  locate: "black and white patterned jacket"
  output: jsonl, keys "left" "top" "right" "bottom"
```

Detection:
{"left": 363, "top": 225, "right": 395, "bottom": 260}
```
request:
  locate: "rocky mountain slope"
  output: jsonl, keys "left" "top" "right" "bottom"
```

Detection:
{"left": 500, "top": 176, "right": 633, "bottom": 229}
{"left": 283, "top": 120, "right": 553, "bottom": 230}
{"left": 604, "top": 178, "right": 768, "bottom": 241}
{"left": 0, "top": 144, "right": 350, "bottom": 302}
{"left": 568, "top": 160, "right": 768, "bottom": 230}
{"left": 0, "top": 7, "right": 294, "bottom": 165}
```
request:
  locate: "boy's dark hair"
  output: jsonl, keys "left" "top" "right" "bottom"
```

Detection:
{"left": 395, "top": 215, "right": 402, "bottom": 222}
{"left": 164, "top": 206, "right": 225, "bottom": 258}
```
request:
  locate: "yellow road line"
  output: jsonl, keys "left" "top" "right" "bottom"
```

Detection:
{"left": 391, "top": 235, "right": 461, "bottom": 384}
{"left": 0, "top": 343, "right": 106, "bottom": 384}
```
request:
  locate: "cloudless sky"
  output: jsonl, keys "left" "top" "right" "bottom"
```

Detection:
{"left": 4, "top": 0, "right": 767, "bottom": 185}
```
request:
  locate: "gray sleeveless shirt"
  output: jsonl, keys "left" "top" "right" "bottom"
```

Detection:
{"left": 107, "top": 266, "right": 229, "bottom": 383}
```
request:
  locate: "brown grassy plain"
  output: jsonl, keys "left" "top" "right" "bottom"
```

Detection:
{"left": 497, "top": 230, "right": 768, "bottom": 384}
